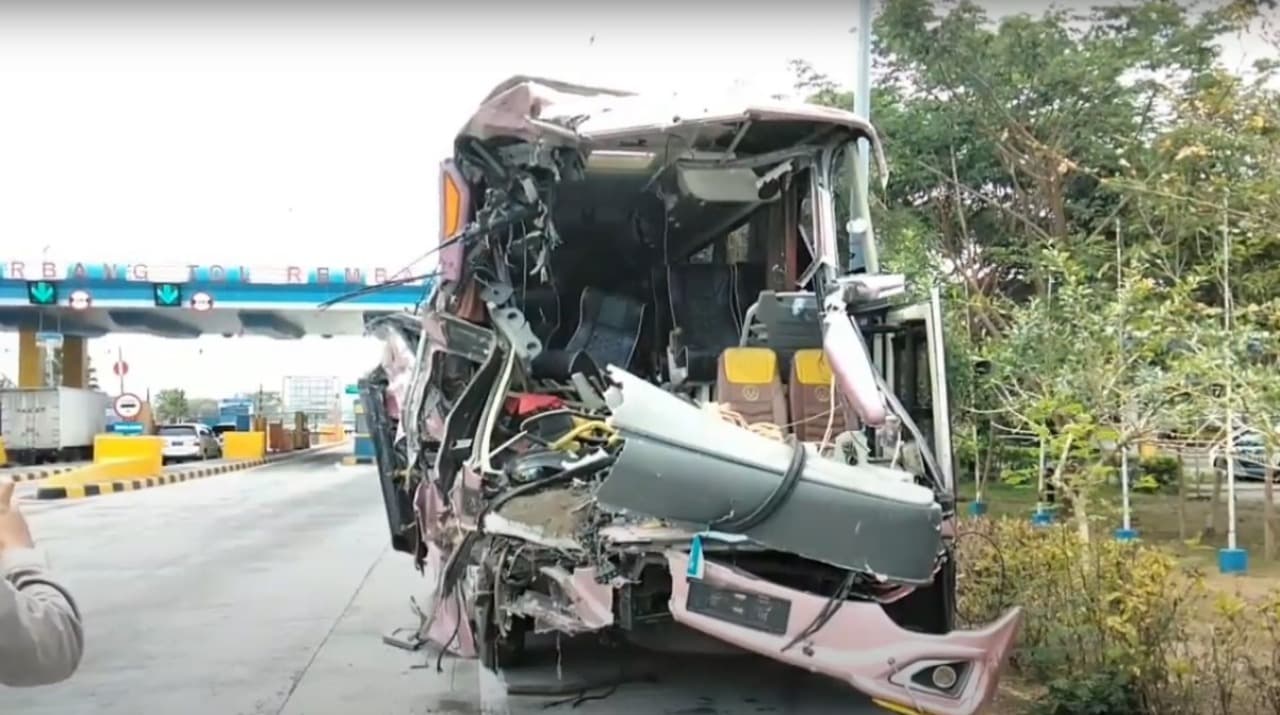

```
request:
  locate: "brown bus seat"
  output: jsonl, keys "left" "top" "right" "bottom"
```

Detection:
{"left": 715, "top": 347, "right": 788, "bottom": 428}
{"left": 789, "top": 348, "right": 859, "bottom": 443}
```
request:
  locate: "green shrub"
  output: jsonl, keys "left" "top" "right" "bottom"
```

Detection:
{"left": 1132, "top": 473, "right": 1162, "bottom": 494}
{"left": 1137, "top": 455, "right": 1181, "bottom": 492}
{"left": 957, "top": 518, "right": 1280, "bottom": 714}
{"left": 1001, "top": 466, "right": 1038, "bottom": 487}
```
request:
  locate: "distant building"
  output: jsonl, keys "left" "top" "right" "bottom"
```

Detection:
{"left": 219, "top": 397, "right": 255, "bottom": 416}
{"left": 282, "top": 375, "right": 341, "bottom": 427}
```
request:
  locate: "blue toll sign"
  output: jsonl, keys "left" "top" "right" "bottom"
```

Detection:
{"left": 109, "top": 422, "right": 145, "bottom": 436}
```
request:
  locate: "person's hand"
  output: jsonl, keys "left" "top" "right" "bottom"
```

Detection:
{"left": 0, "top": 482, "right": 35, "bottom": 553}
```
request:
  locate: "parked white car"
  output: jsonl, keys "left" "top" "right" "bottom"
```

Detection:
{"left": 210, "top": 423, "right": 238, "bottom": 448}
{"left": 158, "top": 423, "right": 221, "bottom": 463}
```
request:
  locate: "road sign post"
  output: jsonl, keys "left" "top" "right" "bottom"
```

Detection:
{"left": 113, "top": 392, "right": 143, "bottom": 421}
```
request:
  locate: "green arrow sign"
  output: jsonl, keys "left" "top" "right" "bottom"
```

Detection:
{"left": 344, "top": 384, "right": 359, "bottom": 395}
{"left": 27, "top": 281, "right": 57, "bottom": 305}
{"left": 153, "top": 283, "right": 182, "bottom": 307}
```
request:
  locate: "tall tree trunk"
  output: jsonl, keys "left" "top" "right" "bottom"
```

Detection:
{"left": 1050, "top": 434, "right": 1087, "bottom": 542}
{"left": 1072, "top": 487, "right": 1090, "bottom": 544}
{"left": 1204, "top": 464, "right": 1224, "bottom": 540}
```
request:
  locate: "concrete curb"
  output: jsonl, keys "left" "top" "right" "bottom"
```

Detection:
{"left": 33, "top": 446, "right": 333, "bottom": 500}
{"left": 0, "top": 464, "right": 81, "bottom": 483}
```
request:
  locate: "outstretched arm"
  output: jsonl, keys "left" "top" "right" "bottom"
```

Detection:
{"left": 0, "top": 483, "right": 84, "bottom": 687}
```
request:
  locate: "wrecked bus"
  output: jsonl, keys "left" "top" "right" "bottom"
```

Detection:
{"left": 359, "top": 76, "right": 1022, "bottom": 714}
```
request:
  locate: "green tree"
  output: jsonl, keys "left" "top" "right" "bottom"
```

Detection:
{"left": 187, "top": 398, "right": 219, "bottom": 420}
{"left": 791, "top": 0, "right": 1280, "bottom": 537}
{"left": 800, "top": 0, "right": 1258, "bottom": 325}
{"left": 153, "top": 388, "right": 190, "bottom": 423}
{"left": 978, "top": 246, "right": 1223, "bottom": 541}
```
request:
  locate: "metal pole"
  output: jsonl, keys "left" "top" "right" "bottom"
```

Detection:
{"left": 1038, "top": 437, "right": 1047, "bottom": 499}
{"left": 1224, "top": 201, "right": 1237, "bottom": 553}
{"left": 1121, "top": 448, "right": 1132, "bottom": 531}
{"left": 1227, "top": 390, "right": 1237, "bottom": 549}
{"left": 854, "top": 0, "right": 872, "bottom": 180}
{"left": 849, "top": 0, "right": 877, "bottom": 273}
{"left": 1117, "top": 220, "right": 1133, "bottom": 537}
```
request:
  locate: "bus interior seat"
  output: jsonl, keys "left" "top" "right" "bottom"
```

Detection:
{"left": 715, "top": 346, "right": 789, "bottom": 427}
{"left": 747, "top": 291, "right": 824, "bottom": 376}
{"left": 531, "top": 287, "right": 646, "bottom": 381}
{"left": 789, "top": 348, "right": 860, "bottom": 443}
{"left": 518, "top": 285, "right": 564, "bottom": 345}
{"left": 666, "top": 263, "right": 741, "bottom": 383}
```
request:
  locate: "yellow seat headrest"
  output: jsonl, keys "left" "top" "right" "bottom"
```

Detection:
{"left": 721, "top": 347, "right": 778, "bottom": 384}
{"left": 792, "top": 349, "right": 834, "bottom": 386}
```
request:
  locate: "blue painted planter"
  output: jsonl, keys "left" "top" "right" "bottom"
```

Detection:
{"left": 1219, "top": 547, "right": 1249, "bottom": 575}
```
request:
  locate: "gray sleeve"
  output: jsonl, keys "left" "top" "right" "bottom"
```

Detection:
{"left": 0, "top": 547, "right": 85, "bottom": 687}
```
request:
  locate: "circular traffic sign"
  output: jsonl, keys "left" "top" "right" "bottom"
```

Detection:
{"left": 68, "top": 289, "right": 92, "bottom": 310}
{"left": 113, "top": 393, "right": 143, "bottom": 420}
{"left": 113, "top": 360, "right": 129, "bottom": 377}
{"left": 190, "top": 291, "right": 214, "bottom": 312}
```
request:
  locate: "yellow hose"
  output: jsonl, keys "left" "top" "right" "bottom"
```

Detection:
{"left": 549, "top": 419, "right": 620, "bottom": 452}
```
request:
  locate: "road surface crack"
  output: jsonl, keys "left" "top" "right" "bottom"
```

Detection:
{"left": 272, "top": 544, "right": 389, "bottom": 715}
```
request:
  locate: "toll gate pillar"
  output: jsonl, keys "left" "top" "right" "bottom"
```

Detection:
{"left": 17, "top": 329, "right": 46, "bottom": 387}
{"left": 60, "top": 336, "right": 88, "bottom": 388}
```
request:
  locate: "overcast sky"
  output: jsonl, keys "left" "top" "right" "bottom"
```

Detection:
{"left": 0, "top": 1, "right": 1271, "bottom": 397}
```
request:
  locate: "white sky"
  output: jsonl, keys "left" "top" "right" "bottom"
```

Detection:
{"left": 0, "top": 2, "right": 1271, "bottom": 397}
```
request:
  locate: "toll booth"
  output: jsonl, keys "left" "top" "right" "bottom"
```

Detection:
{"left": 348, "top": 401, "right": 374, "bottom": 464}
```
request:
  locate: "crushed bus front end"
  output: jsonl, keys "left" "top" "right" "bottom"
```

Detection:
{"left": 360, "top": 76, "right": 1021, "bottom": 715}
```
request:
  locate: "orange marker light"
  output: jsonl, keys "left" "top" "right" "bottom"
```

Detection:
{"left": 441, "top": 168, "right": 464, "bottom": 240}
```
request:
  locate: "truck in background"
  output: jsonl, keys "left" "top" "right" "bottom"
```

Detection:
{"left": 0, "top": 387, "right": 111, "bottom": 464}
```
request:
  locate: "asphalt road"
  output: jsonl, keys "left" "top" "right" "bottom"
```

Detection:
{"left": 0, "top": 449, "right": 884, "bottom": 715}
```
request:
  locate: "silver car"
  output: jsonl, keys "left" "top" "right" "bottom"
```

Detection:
{"left": 158, "top": 423, "right": 221, "bottom": 463}
{"left": 1214, "top": 430, "right": 1278, "bottom": 481}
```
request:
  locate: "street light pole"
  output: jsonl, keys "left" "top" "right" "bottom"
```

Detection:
{"left": 854, "top": 0, "right": 872, "bottom": 180}
{"left": 849, "top": 0, "right": 878, "bottom": 274}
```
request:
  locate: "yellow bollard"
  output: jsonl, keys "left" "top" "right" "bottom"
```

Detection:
{"left": 223, "top": 431, "right": 267, "bottom": 460}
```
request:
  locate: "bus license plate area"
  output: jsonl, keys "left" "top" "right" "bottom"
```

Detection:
{"left": 685, "top": 581, "right": 792, "bottom": 635}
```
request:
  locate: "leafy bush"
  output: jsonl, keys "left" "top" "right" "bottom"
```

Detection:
{"left": 958, "top": 518, "right": 1280, "bottom": 714}
{"left": 1136, "top": 455, "right": 1182, "bottom": 493}
{"left": 1132, "top": 473, "right": 1163, "bottom": 494}
{"left": 1000, "top": 466, "right": 1038, "bottom": 487}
